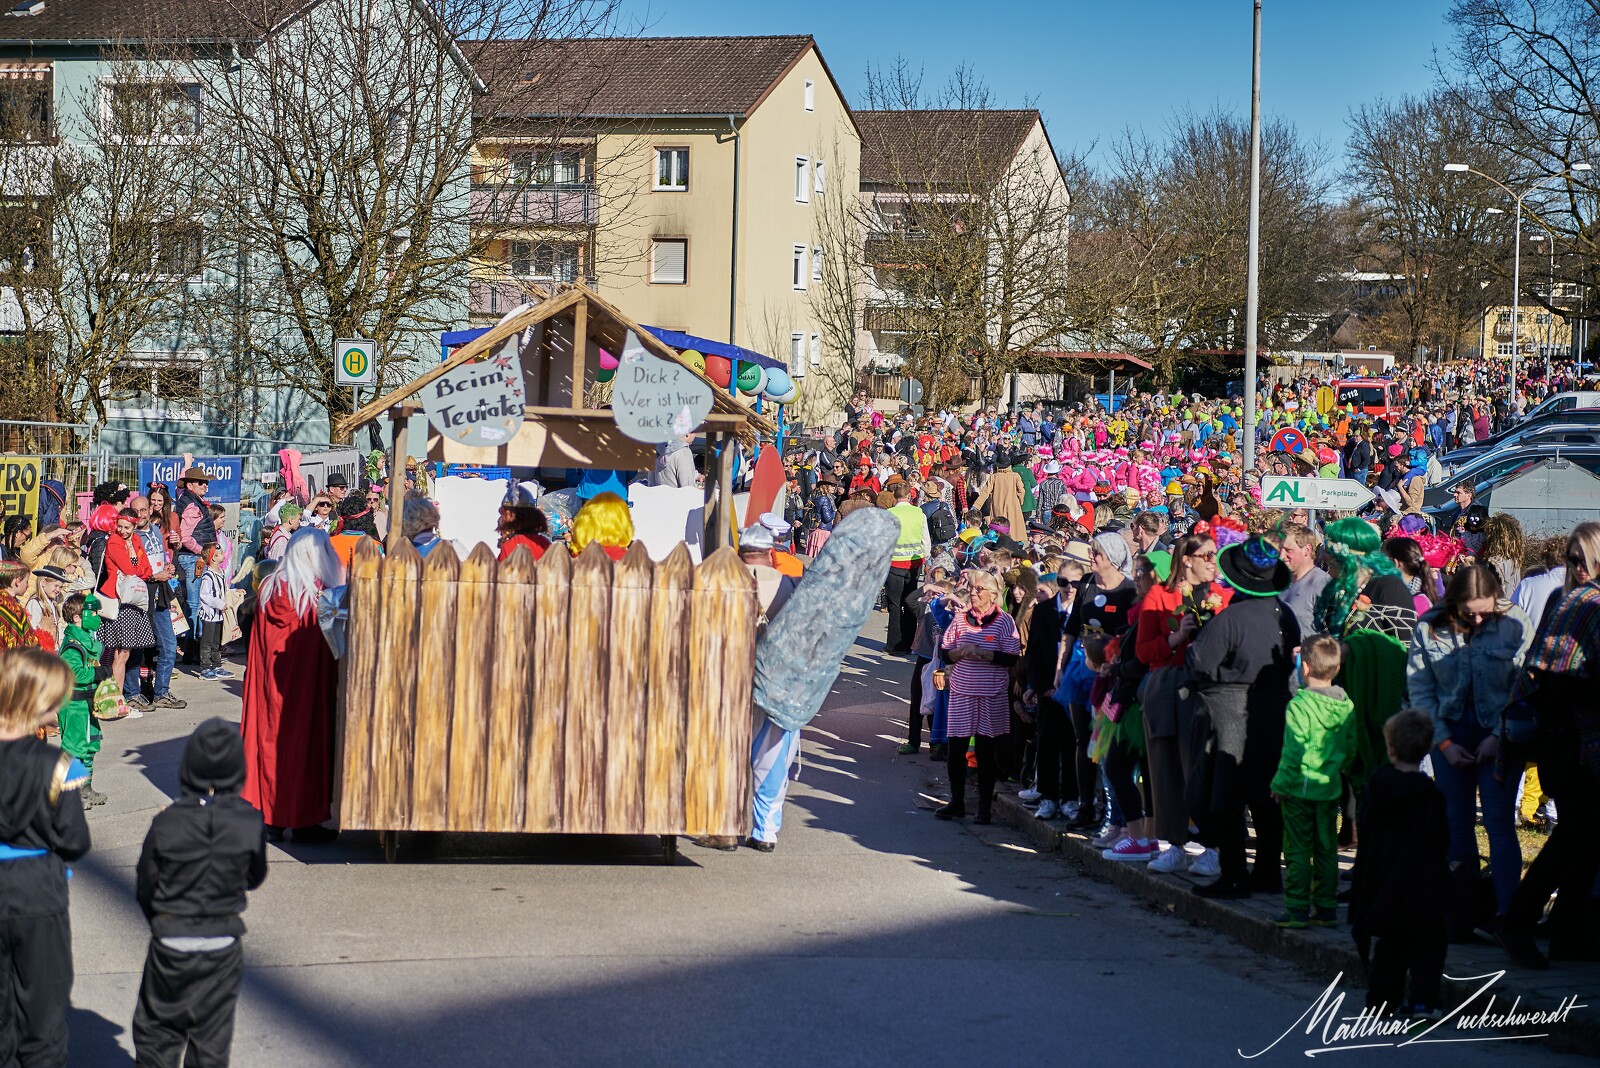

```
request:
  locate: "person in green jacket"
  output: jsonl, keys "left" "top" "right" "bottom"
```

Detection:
{"left": 1011, "top": 456, "right": 1037, "bottom": 517}
{"left": 58, "top": 592, "right": 107, "bottom": 807}
{"left": 1270, "top": 634, "right": 1354, "bottom": 929}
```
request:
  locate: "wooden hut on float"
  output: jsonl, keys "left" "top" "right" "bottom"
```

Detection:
{"left": 335, "top": 284, "right": 776, "bottom": 861}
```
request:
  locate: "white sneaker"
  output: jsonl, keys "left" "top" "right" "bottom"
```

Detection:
{"left": 1149, "top": 845, "right": 1189, "bottom": 873}
{"left": 1062, "top": 801, "right": 1080, "bottom": 821}
{"left": 1018, "top": 787, "right": 1042, "bottom": 804}
{"left": 1188, "top": 848, "right": 1221, "bottom": 878}
{"left": 1035, "top": 800, "right": 1060, "bottom": 820}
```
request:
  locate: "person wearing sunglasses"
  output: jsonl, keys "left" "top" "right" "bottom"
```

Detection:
{"left": 1406, "top": 562, "right": 1534, "bottom": 937}
{"left": 305, "top": 495, "right": 334, "bottom": 530}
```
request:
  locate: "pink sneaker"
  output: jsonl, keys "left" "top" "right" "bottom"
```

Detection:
{"left": 1103, "top": 837, "right": 1157, "bottom": 861}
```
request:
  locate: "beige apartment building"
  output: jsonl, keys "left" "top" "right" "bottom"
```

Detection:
{"left": 472, "top": 35, "right": 862, "bottom": 424}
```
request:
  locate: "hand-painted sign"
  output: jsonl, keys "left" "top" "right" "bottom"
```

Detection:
{"left": 423, "top": 339, "right": 526, "bottom": 447}
{"left": 139, "top": 456, "right": 243, "bottom": 504}
{"left": 612, "top": 330, "right": 714, "bottom": 444}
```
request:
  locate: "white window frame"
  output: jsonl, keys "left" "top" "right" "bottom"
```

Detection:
{"left": 653, "top": 147, "right": 689, "bottom": 192}
{"left": 810, "top": 332, "right": 822, "bottom": 369}
{"left": 811, "top": 246, "right": 823, "bottom": 283}
{"left": 100, "top": 76, "right": 204, "bottom": 143}
{"left": 117, "top": 217, "right": 206, "bottom": 281}
{"left": 105, "top": 350, "right": 208, "bottom": 413}
{"left": 804, "top": 79, "right": 815, "bottom": 112}
{"left": 651, "top": 237, "right": 687, "bottom": 285}
{"left": 792, "top": 244, "right": 808, "bottom": 291}
{"left": 1495, "top": 342, "right": 1517, "bottom": 357}
{"left": 814, "top": 159, "right": 826, "bottom": 194}
{"left": 794, "top": 156, "right": 810, "bottom": 204}
{"left": 790, "top": 332, "right": 805, "bottom": 376}
{"left": 508, "top": 240, "right": 579, "bottom": 282}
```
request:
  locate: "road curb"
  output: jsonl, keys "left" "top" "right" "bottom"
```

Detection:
{"left": 992, "top": 790, "right": 1599, "bottom": 1054}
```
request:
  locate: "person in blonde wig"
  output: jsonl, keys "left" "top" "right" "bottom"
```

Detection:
{"left": 569, "top": 492, "right": 634, "bottom": 561}
{"left": 0, "top": 647, "right": 91, "bottom": 1067}
{"left": 240, "top": 528, "right": 344, "bottom": 843}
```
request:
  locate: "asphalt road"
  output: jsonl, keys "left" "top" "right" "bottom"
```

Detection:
{"left": 64, "top": 622, "right": 1594, "bottom": 1067}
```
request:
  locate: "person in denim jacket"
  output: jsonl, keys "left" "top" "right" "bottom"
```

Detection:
{"left": 1406, "top": 563, "right": 1534, "bottom": 921}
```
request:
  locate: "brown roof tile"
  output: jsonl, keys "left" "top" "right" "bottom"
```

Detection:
{"left": 473, "top": 35, "right": 814, "bottom": 118}
{"left": 856, "top": 109, "right": 1040, "bottom": 186}
{"left": 0, "top": 0, "right": 301, "bottom": 42}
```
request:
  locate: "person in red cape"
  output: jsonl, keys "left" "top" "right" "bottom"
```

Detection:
{"left": 241, "top": 526, "right": 343, "bottom": 843}
{"left": 497, "top": 484, "right": 550, "bottom": 562}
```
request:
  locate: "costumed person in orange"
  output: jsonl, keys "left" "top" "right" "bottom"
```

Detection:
{"left": 328, "top": 494, "right": 383, "bottom": 570}
{"left": 569, "top": 492, "right": 633, "bottom": 561}
{"left": 241, "top": 527, "right": 343, "bottom": 843}
{"left": 0, "top": 559, "right": 38, "bottom": 650}
{"left": 497, "top": 484, "right": 550, "bottom": 562}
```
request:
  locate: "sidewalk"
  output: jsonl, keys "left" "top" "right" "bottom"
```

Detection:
{"left": 991, "top": 787, "right": 1598, "bottom": 1056}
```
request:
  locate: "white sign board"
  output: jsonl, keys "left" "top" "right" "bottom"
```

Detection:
{"left": 422, "top": 342, "right": 526, "bottom": 447}
{"left": 612, "top": 330, "right": 714, "bottom": 444}
{"left": 334, "top": 338, "right": 375, "bottom": 386}
{"left": 1261, "top": 475, "right": 1376, "bottom": 511}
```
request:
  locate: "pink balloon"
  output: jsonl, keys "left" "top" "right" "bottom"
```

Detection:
{"left": 597, "top": 348, "right": 619, "bottom": 370}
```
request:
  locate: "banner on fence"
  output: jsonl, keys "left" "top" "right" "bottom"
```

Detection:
{"left": 0, "top": 455, "right": 41, "bottom": 531}
{"left": 138, "top": 457, "right": 244, "bottom": 504}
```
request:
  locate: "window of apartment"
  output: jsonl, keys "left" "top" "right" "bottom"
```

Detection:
{"left": 118, "top": 218, "right": 204, "bottom": 278}
{"left": 811, "top": 247, "right": 823, "bottom": 283}
{"left": 106, "top": 81, "right": 202, "bottom": 139}
{"left": 804, "top": 79, "right": 815, "bottom": 112}
{"left": 509, "top": 240, "right": 578, "bottom": 282}
{"left": 654, "top": 147, "right": 689, "bottom": 191}
{"left": 1497, "top": 310, "right": 1512, "bottom": 324}
{"left": 0, "top": 205, "right": 48, "bottom": 276}
{"left": 792, "top": 244, "right": 808, "bottom": 290}
{"left": 0, "top": 70, "right": 51, "bottom": 141}
{"left": 509, "top": 149, "right": 581, "bottom": 185}
{"left": 107, "top": 352, "right": 206, "bottom": 404}
{"left": 1495, "top": 342, "right": 1517, "bottom": 356}
{"left": 790, "top": 332, "right": 804, "bottom": 376}
{"left": 810, "top": 332, "right": 821, "bottom": 369}
{"left": 814, "top": 160, "right": 825, "bottom": 194}
{"left": 794, "top": 157, "right": 810, "bottom": 204}
{"left": 651, "top": 238, "right": 687, "bottom": 284}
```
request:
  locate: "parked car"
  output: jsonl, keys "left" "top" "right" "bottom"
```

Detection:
{"left": 1423, "top": 444, "right": 1600, "bottom": 519}
{"left": 1441, "top": 417, "right": 1600, "bottom": 468}
{"left": 1519, "top": 391, "right": 1600, "bottom": 424}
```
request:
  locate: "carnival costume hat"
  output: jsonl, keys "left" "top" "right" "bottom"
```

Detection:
{"left": 1217, "top": 535, "right": 1291, "bottom": 597}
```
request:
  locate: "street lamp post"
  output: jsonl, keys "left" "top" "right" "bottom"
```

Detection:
{"left": 1443, "top": 161, "right": 1591, "bottom": 409}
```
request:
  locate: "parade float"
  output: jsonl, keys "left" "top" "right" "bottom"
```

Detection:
{"left": 335, "top": 285, "right": 783, "bottom": 861}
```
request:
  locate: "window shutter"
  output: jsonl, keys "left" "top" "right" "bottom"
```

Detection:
{"left": 652, "top": 239, "right": 686, "bottom": 284}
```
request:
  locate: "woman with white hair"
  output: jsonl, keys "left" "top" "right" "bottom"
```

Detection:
{"left": 241, "top": 527, "right": 344, "bottom": 843}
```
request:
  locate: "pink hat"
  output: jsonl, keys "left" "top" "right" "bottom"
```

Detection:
{"left": 1037, "top": 444, "right": 1054, "bottom": 458}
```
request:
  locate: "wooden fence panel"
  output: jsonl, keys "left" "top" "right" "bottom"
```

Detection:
{"left": 447, "top": 544, "right": 496, "bottom": 830}
{"left": 644, "top": 544, "right": 693, "bottom": 832}
{"left": 487, "top": 546, "right": 537, "bottom": 831}
{"left": 525, "top": 548, "right": 569, "bottom": 832}
{"left": 370, "top": 540, "right": 422, "bottom": 829}
{"left": 604, "top": 543, "right": 652, "bottom": 832}
{"left": 410, "top": 545, "right": 460, "bottom": 831}
{"left": 563, "top": 542, "right": 612, "bottom": 834}
{"left": 683, "top": 548, "right": 757, "bottom": 837}
{"left": 339, "top": 539, "right": 384, "bottom": 827}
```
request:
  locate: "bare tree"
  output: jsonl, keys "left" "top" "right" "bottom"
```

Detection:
{"left": 809, "top": 131, "right": 866, "bottom": 416}
{"left": 1344, "top": 90, "right": 1513, "bottom": 362}
{"left": 857, "top": 64, "right": 1075, "bottom": 410}
{"left": 171, "top": 0, "right": 618, "bottom": 438}
{"left": 0, "top": 52, "right": 222, "bottom": 431}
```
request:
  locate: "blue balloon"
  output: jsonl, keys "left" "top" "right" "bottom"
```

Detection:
{"left": 762, "top": 368, "right": 793, "bottom": 399}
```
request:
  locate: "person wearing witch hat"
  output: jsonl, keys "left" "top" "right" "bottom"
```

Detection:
{"left": 1184, "top": 535, "right": 1300, "bottom": 899}
{"left": 134, "top": 717, "right": 267, "bottom": 1067}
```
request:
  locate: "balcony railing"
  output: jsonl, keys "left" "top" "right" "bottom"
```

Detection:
{"left": 469, "top": 276, "right": 600, "bottom": 316}
{"left": 864, "top": 304, "right": 921, "bottom": 333}
{"left": 471, "top": 182, "right": 597, "bottom": 227}
{"left": 864, "top": 230, "right": 929, "bottom": 267}
{"left": 861, "top": 372, "right": 980, "bottom": 405}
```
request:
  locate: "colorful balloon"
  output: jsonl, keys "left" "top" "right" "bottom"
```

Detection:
{"left": 705, "top": 355, "right": 731, "bottom": 388}
{"left": 597, "top": 347, "right": 619, "bottom": 371}
{"left": 596, "top": 366, "right": 615, "bottom": 383}
{"left": 762, "top": 368, "right": 794, "bottom": 399}
{"left": 680, "top": 349, "right": 705, "bottom": 375}
{"left": 737, "top": 362, "right": 765, "bottom": 394}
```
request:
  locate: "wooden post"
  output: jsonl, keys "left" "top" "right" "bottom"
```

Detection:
{"left": 525, "top": 548, "right": 570, "bottom": 832}
{"left": 644, "top": 543, "right": 693, "bottom": 831}
{"left": 410, "top": 543, "right": 459, "bottom": 831}
{"left": 604, "top": 542, "right": 652, "bottom": 832}
{"left": 370, "top": 539, "right": 422, "bottom": 830}
{"left": 385, "top": 406, "right": 410, "bottom": 552}
{"left": 570, "top": 298, "right": 589, "bottom": 409}
{"left": 339, "top": 538, "right": 384, "bottom": 828}
{"left": 683, "top": 547, "right": 757, "bottom": 837}
{"left": 563, "top": 541, "right": 612, "bottom": 833}
{"left": 447, "top": 543, "right": 496, "bottom": 830}
{"left": 487, "top": 545, "right": 537, "bottom": 830}
{"left": 704, "top": 432, "right": 737, "bottom": 551}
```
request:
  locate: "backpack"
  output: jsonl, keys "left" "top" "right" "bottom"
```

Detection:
{"left": 923, "top": 500, "right": 956, "bottom": 544}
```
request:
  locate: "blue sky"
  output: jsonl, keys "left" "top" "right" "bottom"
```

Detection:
{"left": 617, "top": 0, "right": 1455, "bottom": 168}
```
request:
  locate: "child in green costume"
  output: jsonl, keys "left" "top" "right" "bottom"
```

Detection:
{"left": 58, "top": 592, "right": 107, "bottom": 807}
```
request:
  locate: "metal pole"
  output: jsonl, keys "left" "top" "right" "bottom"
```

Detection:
{"left": 1242, "top": 0, "right": 1263, "bottom": 473}
{"left": 1511, "top": 195, "right": 1523, "bottom": 407}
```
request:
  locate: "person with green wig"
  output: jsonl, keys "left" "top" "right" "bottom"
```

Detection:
{"left": 1312, "top": 516, "right": 1419, "bottom": 834}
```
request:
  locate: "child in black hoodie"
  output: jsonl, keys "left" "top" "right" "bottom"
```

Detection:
{"left": 0, "top": 647, "right": 92, "bottom": 1067}
{"left": 134, "top": 717, "right": 267, "bottom": 1068}
{"left": 1348, "top": 708, "right": 1450, "bottom": 1015}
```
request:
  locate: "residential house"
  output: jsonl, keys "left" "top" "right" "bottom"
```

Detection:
{"left": 854, "top": 108, "right": 1072, "bottom": 409}
{"left": 471, "top": 35, "right": 862, "bottom": 424}
{"left": 1480, "top": 293, "right": 1581, "bottom": 362}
